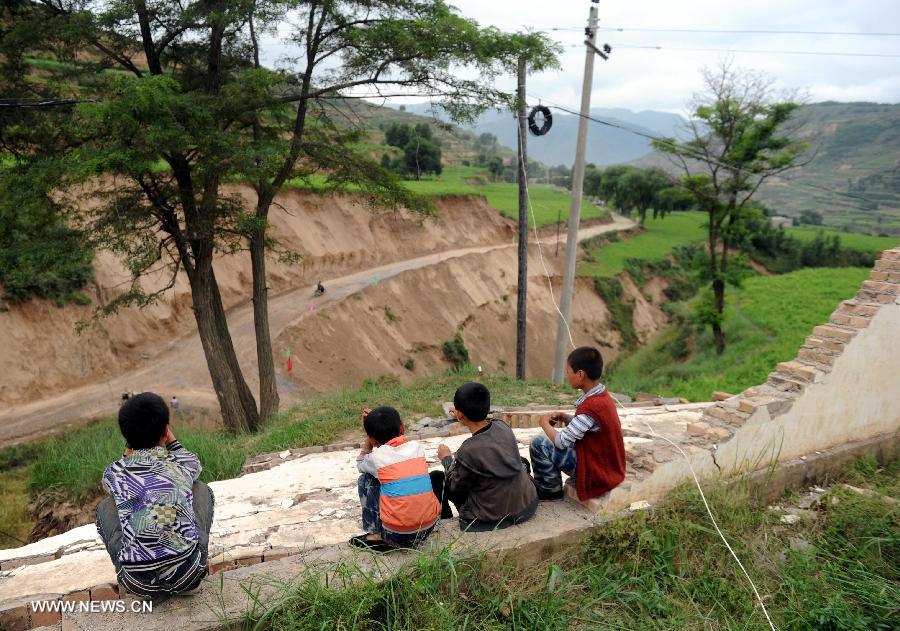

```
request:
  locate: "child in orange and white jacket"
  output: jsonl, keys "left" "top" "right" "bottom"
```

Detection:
{"left": 351, "top": 407, "right": 444, "bottom": 551}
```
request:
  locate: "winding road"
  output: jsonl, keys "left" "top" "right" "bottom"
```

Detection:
{"left": 0, "top": 214, "right": 635, "bottom": 445}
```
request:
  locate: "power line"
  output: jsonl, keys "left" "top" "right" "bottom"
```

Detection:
{"left": 613, "top": 44, "right": 900, "bottom": 58}
{"left": 547, "top": 26, "right": 900, "bottom": 37}
{"left": 527, "top": 94, "right": 885, "bottom": 207}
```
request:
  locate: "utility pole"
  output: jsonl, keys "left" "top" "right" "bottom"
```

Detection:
{"left": 552, "top": 2, "right": 600, "bottom": 383}
{"left": 515, "top": 56, "right": 528, "bottom": 380}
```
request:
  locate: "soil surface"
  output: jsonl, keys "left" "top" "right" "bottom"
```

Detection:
{"left": 0, "top": 189, "right": 635, "bottom": 445}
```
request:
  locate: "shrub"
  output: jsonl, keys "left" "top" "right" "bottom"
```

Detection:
{"left": 442, "top": 333, "right": 470, "bottom": 369}
{"left": 402, "top": 358, "right": 415, "bottom": 371}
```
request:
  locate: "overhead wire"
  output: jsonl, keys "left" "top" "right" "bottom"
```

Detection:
{"left": 548, "top": 26, "right": 900, "bottom": 37}
{"left": 526, "top": 94, "right": 886, "bottom": 208}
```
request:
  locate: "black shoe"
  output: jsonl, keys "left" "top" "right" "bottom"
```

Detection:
{"left": 349, "top": 534, "right": 395, "bottom": 552}
{"left": 536, "top": 488, "right": 565, "bottom": 501}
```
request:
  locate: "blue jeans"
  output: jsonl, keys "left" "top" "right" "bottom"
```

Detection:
{"left": 358, "top": 473, "right": 435, "bottom": 548}
{"left": 529, "top": 435, "right": 577, "bottom": 495}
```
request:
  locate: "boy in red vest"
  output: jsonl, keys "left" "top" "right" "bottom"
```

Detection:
{"left": 530, "top": 346, "right": 626, "bottom": 501}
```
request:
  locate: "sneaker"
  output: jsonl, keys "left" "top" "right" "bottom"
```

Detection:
{"left": 349, "top": 534, "right": 395, "bottom": 552}
{"left": 536, "top": 488, "right": 565, "bottom": 501}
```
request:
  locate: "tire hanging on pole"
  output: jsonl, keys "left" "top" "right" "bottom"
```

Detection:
{"left": 527, "top": 105, "right": 553, "bottom": 136}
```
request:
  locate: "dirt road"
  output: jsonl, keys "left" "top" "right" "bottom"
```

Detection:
{"left": 0, "top": 214, "right": 634, "bottom": 444}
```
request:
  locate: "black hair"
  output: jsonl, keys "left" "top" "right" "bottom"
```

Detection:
{"left": 118, "top": 392, "right": 170, "bottom": 449}
{"left": 363, "top": 407, "right": 403, "bottom": 445}
{"left": 567, "top": 346, "right": 604, "bottom": 379}
{"left": 453, "top": 382, "right": 491, "bottom": 422}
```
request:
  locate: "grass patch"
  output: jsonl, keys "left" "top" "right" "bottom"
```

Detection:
{"left": 579, "top": 212, "right": 707, "bottom": 277}
{"left": 786, "top": 226, "right": 898, "bottom": 253}
{"left": 0, "top": 467, "right": 33, "bottom": 549}
{"left": 245, "top": 457, "right": 899, "bottom": 630}
{"left": 288, "top": 166, "right": 606, "bottom": 227}
{"left": 606, "top": 267, "right": 870, "bottom": 400}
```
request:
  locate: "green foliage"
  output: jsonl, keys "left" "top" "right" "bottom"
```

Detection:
{"left": 400, "top": 166, "right": 606, "bottom": 226}
{"left": 384, "top": 307, "right": 398, "bottom": 322}
{"left": 596, "top": 165, "right": 672, "bottom": 223}
{"left": 606, "top": 267, "right": 870, "bottom": 400}
{"left": 0, "top": 165, "right": 93, "bottom": 302}
{"left": 578, "top": 212, "right": 707, "bottom": 277}
{"left": 402, "top": 358, "right": 415, "bottom": 371}
{"left": 593, "top": 278, "right": 637, "bottom": 351}
{"left": 442, "top": 334, "right": 470, "bottom": 369}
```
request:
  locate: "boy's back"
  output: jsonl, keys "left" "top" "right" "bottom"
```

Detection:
{"left": 572, "top": 385, "right": 626, "bottom": 500}
{"left": 361, "top": 436, "right": 440, "bottom": 534}
{"left": 445, "top": 420, "right": 537, "bottom": 528}
{"left": 102, "top": 441, "right": 202, "bottom": 564}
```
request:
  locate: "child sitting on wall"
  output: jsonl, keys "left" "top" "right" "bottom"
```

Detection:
{"left": 436, "top": 382, "right": 538, "bottom": 531}
{"left": 530, "top": 346, "right": 626, "bottom": 501}
{"left": 352, "top": 406, "right": 444, "bottom": 551}
{"left": 96, "top": 393, "right": 214, "bottom": 596}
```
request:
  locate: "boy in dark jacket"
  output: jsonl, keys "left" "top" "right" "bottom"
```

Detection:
{"left": 530, "top": 346, "right": 626, "bottom": 501}
{"left": 436, "top": 383, "right": 538, "bottom": 531}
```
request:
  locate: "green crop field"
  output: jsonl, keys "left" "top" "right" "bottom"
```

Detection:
{"left": 578, "top": 212, "right": 707, "bottom": 277}
{"left": 404, "top": 166, "right": 606, "bottom": 227}
{"left": 786, "top": 226, "right": 898, "bottom": 253}
{"left": 606, "top": 267, "right": 870, "bottom": 401}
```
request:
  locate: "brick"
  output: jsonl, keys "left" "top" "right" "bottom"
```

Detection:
{"left": 863, "top": 280, "right": 899, "bottom": 293}
{"left": 804, "top": 335, "right": 844, "bottom": 352}
{"left": 874, "top": 259, "right": 900, "bottom": 272}
{"left": 830, "top": 313, "right": 871, "bottom": 328}
{"left": 777, "top": 361, "right": 820, "bottom": 383}
{"left": 767, "top": 372, "right": 807, "bottom": 394}
{"left": 870, "top": 270, "right": 889, "bottom": 281}
{"left": 0, "top": 602, "right": 30, "bottom": 631}
{"left": 812, "top": 325, "right": 855, "bottom": 342}
{"left": 889, "top": 272, "right": 900, "bottom": 283}
{"left": 262, "top": 547, "right": 295, "bottom": 562}
{"left": 858, "top": 289, "right": 898, "bottom": 304}
{"left": 838, "top": 301, "right": 879, "bottom": 317}
{"left": 798, "top": 348, "right": 836, "bottom": 365}
{"left": 705, "top": 404, "right": 750, "bottom": 426}
{"left": 62, "top": 590, "right": 91, "bottom": 603}
{"left": 880, "top": 249, "right": 900, "bottom": 260}
{"left": 209, "top": 560, "right": 236, "bottom": 574}
{"left": 90, "top": 583, "right": 119, "bottom": 601}
{"left": 292, "top": 446, "right": 324, "bottom": 456}
{"left": 686, "top": 421, "right": 710, "bottom": 435}
{"left": 706, "top": 427, "right": 732, "bottom": 441}
{"left": 640, "top": 457, "right": 656, "bottom": 472}
{"left": 29, "top": 598, "right": 61, "bottom": 627}
{"left": 234, "top": 555, "right": 263, "bottom": 568}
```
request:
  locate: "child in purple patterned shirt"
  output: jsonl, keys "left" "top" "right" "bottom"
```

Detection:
{"left": 96, "top": 392, "right": 215, "bottom": 596}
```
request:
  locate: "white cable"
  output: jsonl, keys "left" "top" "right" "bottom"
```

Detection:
{"left": 607, "top": 393, "right": 777, "bottom": 631}
{"left": 514, "top": 120, "right": 577, "bottom": 350}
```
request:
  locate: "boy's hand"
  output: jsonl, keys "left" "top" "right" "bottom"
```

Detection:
{"left": 363, "top": 435, "right": 376, "bottom": 451}
{"left": 437, "top": 444, "right": 452, "bottom": 461}
{"left": 163, "top": 425, "right": 176, "bottom": 445}
{"left": 539, "top": 414, "right": 559, "bottom": 443}
{"left": 549, "top": 413, "right": 571, "bottom": 427}
{"left": 360, "top": 408, "right": 371, "bottom": 425}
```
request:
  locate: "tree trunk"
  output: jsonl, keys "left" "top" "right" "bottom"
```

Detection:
{"left": 190, "top": 257, "right": 261, "bottom": 432}
{"left": 250, "top": 233, "right": 279, "bottom": 422}
{"left": 712, "top": 276, "right": 726, "bottom": 355}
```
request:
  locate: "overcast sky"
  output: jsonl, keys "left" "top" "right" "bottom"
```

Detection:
{"left": 404, "top": 0, "right": 900, "bottom": 114}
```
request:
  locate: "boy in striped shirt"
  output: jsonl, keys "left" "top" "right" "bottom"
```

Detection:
{"left": 352, "top": 407, "right": 443, "bottom": 551}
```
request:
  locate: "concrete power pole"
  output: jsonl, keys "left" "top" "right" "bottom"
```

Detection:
{"left": 552, "top": 2, "right": 600, "bottom": 383}
{"left": 515, "top": 57, "right": 528, "bottom": 380}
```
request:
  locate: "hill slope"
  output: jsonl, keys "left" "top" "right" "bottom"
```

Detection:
{"left": 632, "top": 102, "right": 900, "bottom": 235}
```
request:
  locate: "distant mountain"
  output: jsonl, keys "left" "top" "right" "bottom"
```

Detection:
{"left": 631, "top": 102, "right": 900, "bottom": 235}
{"left": 398, "top": 103, "right": 691, "bottom": 167}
